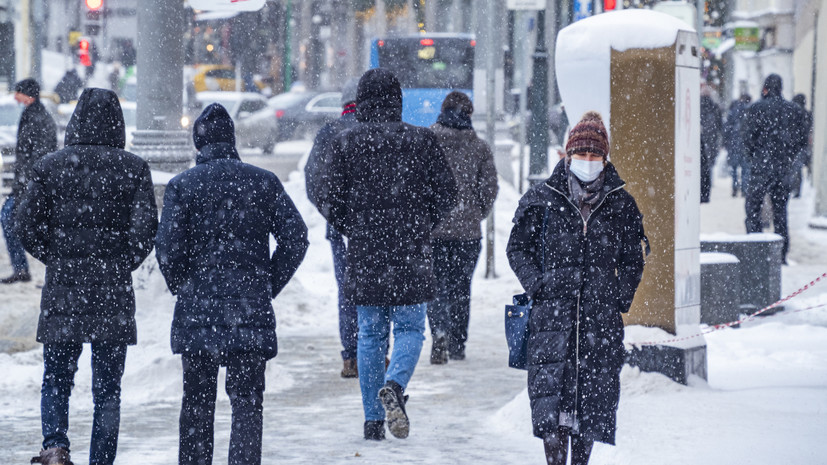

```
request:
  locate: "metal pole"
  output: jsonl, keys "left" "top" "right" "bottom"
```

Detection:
{"left": 132, "top": 0, "right": 192, "bottom": 175}
{"left": 528, "top": 8, "right": 549, "bottom": 186}
{"left": 518, "top": 10, "right": 528, "bottom": 194}
{"left": 484, "top": 0, "right": 496, "bottom": 279}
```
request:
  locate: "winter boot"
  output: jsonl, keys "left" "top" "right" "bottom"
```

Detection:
{"left": 363, "top": 420, "right": 385, "bottom": 440}
{"left": 429, "top": 336, "right": 448, "bottom": 365}
{"left": 378, "top": 380, "right": 409, "bottom": 439}
{"left": 31, "top": 447, "right": 74, "bottom": 465}
{"left": 1, "top": 270, "right": 31, "bottom": 284}
{"left": 341, "top": 359, "right": 358, "bottom": 378}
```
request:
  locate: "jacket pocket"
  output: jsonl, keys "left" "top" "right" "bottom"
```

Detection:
{"left": 528, "top": 330, "right": 569, "bottom": 365}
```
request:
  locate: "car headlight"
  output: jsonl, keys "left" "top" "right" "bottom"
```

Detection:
{"left": 180, "top": 115, "right": 190, "bottom": 128}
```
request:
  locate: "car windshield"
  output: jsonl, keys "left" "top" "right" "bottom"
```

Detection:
{"left": 0, "top": 103, "right": 22, "bottom": 126}
{"left": 269, "top": 92, "right": 310, "bottom": 109}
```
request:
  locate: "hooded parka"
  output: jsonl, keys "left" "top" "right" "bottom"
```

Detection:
{"left": 319, "top": 68, "right": 457, "bottom": 306}
{"left": 15, "top": 88, "right": 158, "bottom": 344}
{"left": 155, "top": 104, "right": 309, "bottom": 361}
{"left": 506, "top": 158, "right": 645, "bottom": 444}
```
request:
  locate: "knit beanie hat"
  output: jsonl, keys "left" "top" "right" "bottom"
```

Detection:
{"left": 193, "top": 103, "right": 236, "bottom": 150}
{"left": 565, "top": 111, "right": 609, "bottom": 157}
{"left": 15, "top": 78, "right": 40, "bottom": 98}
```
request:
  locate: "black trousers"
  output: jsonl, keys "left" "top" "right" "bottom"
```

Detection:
{"left": 179, "top": 352, "right": 266, "bottom": 465}
{"left": 427, "top": 239, "right": 482, "bottom": 355}
{"left": 745, "top": 171, "right": 791, "bottom": 262}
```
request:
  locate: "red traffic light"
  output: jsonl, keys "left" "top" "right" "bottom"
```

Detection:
{"left": 604, "top": 0, "right": 616, "bottom": 10}
{"left": 85, "top": 0, "right": 103, "bottom": 11}
{"left": 78, "top": 38, "right": 92, "bottom": 67}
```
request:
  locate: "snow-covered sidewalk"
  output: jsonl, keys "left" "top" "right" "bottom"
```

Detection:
{"left": 1, "top": 162, "right": 826, "bottom": 464}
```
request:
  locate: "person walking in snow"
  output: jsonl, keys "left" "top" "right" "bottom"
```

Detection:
{"left": 742, "top": 74, "right": 808, "bottom": 264}
{"left": 1, "top": 78, "right": 57, "bottom": 284}
{"left": 15, "top": 88, "right": 158, "bottom": 465}
{"left": 318, "top": 68, "right": 457, "bottom": 441}
{"left": 789, "top": 93, "right": 813, "bottom": 198}
{"left": 506, "top": 112, "right": 646, "bottom": 465}
{"left": 427, "top": 91, "right": 498, "bottom": 365}
{"left": 723, "top": 93, "right": 751, "bottom": 197}
{"left": 305, "top": 78, "right": 362, "bottom": 378}
{"left": 700, "top": 84, "right": 723, "bottom": 203}
{"left": 155, "top": 103, "right": 308, "bottom": 465}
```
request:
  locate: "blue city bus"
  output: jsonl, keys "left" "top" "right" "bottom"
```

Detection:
{"left": 369, "top": 33, "right": 475, "bottom": 127}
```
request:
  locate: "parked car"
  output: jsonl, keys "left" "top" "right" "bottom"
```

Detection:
{"left": 196, "top": 91, "right": 277, "bottom": 153}
{"left": 268, "top": 91, "right": 342, "bottom": 142}
{"left": 192, "top": 65, "right": 265, "bottom": 93}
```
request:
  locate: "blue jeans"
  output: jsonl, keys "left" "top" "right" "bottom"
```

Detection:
{"left": 428, "top": 239, "right": 481, "bottom": 354}
{"left": 1, "top": 196, "right": 29, "bottom": 273}
{"left": 179, "top": 351, "right": 266, "bottom": 465}
{"left": 328, "top": 224, "right": 357, "bottom": 360}
{"left": 357, "top": 304, "right": 426, "bottom": 421}
{"left": 41, "top": 342, "right": 127, "bottom": 465}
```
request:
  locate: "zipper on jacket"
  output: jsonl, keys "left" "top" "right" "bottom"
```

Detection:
{"left": 545, "top": 181, "right": 625, "bottom": 432}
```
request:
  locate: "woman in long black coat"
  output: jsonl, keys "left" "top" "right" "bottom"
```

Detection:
{"left": 507, "top": 111, "right": 646, "bottom": 465}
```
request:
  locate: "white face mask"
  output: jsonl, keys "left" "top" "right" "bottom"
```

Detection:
{"left": 569, "top": 159, "right": 604, "bottom": 182}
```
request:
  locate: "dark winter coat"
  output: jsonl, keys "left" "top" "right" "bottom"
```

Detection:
{"left": 506, "top": 159, "right": 646, "bottom": 444}
{"left": 320, "top": 68, "right": 457, "bottom": 306}
{"left": 12, "top": 99, "right": 57, "bottom": 197}
{"left": 155, "top": 135, "right": 308, "bottom": 361}
{"left": 743, "top": 87, "right": 808, "bottom": 178}
{"left": 700, "top": 95, "right": 722, "bottom": 163}
{"left": 429, "top": 122, "right": 498, "bottom": 241}
{"left": 723, "top": 99, "right": 749, "bottom": 166}
{"left": 15, "top": 88, "right": 158, "bottom": 344}
{"left": 305, "top": 110, "right": 358, "bottom": 211}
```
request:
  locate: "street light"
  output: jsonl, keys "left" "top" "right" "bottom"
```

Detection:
{"left": 85, "top": 0, "right": 103, "bottom": 11}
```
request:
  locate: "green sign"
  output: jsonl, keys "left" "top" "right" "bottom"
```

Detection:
{"left": 734, "top": 27, "right": 760, "bottom": 52}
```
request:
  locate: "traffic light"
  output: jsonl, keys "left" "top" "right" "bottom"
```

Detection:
{"left": 85, "top": 0, "right": 103, "bottom": 34}
{"left": 604, "top": 0, "right": 616, "bottom": 10}
{"left": 78, "top": 38, "right": 92, "bottom": 67}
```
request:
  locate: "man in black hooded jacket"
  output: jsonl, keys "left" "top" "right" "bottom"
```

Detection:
{"left": 156, "top": 103, "right": 308, "bottom": 465}
{"left": 742, "top": 74, "right": 808, "bottom": 263}
{"left": 318, "top": 68, "right": 457, "bottom": 441}
{"left": 16, "top": 88, "right": 158, "bottom": 465}
{"left": 1, "top": 78, "right": 57, "bottom": 283}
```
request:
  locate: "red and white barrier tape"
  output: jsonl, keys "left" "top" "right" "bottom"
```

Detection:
{"left": 632, "top": 271, "right": 827, "bottom": 347}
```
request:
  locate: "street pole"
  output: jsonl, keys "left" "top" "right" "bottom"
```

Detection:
{"left": 527, "top": 8, "right": 549, "bottom": 186}
{"left": 284, "top": 0, "right": 293, "bottom": 91}
{"left": 484, "top": 0, "right": 496, "bottom": 279}
{"left": 132, "top": 0, "right": 192, "bottom": 176}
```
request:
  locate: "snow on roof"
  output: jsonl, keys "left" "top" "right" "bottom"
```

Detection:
{"left": 555, "top": 9, "right": 696, "bottom": 139}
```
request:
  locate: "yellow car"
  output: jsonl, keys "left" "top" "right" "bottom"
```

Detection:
{"left": 192, "top": 65, "right": 265, "bottom": 93}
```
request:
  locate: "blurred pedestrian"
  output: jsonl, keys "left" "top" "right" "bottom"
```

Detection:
{"left": 506, "top": 111, "right": 646, "bottom": 465}
{"left": 723, "top": 93, "right": 751, "bottom": 197}
{"left": 305, "top": 78, "right": 361, "bottom": 378}
{"left": 743, "top": 74, "right": 808, "bottom": 263}
{"left": 16, "top": 88, "right": 158, "bottom": 465}
{"left": 790, "top": 94, "right": 813, "bottom": 198}
{"left": 1, "top": 78, "right": 56, "bottom": 284}
{"left": 700, "top": 84, "right": 723, "bottom": 203}
{"left": 318, "top": 68, "right": 457, "bottom": 441}
{"left": 155, "top": 103, "right": 308, "bottom": 465}
{"left": 54, "top": 69, "right": 84, "bottom": 104}
{"left": 427, "top": 91, "right": 498, "bottom": 364}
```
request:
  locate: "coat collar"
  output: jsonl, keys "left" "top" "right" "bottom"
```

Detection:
{"left": 196, "top": 142, "right": 241, "bottom": 165}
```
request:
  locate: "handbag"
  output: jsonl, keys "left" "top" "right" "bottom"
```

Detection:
{"left": 504, "top": 208, "right": 548, "bottom": 370}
